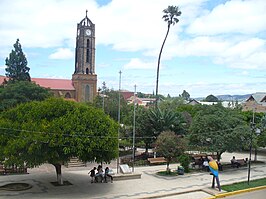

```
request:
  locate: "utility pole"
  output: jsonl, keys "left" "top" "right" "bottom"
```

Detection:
{"left": 132, "top": 84, "right": 136, "bottom": 172}
{"left": 117, "top": 70, "right": 122, "bottom": 173}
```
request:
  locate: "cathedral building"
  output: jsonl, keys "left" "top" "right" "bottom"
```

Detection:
{"left": 0, "top": 12, "right": 97, "bottom": 102}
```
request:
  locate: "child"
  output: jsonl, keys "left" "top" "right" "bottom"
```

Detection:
{"left": 88, "top": 167, "right": 96, "bottom": 183}
{"left": 104, "top": 167, "right": 113, "bottom": 183}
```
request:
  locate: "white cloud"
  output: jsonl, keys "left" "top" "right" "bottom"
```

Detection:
{"left": 124, "top": 58, "right": 155, "bottom": 70}
{"left": 97, "top": 63, "right": 110, "bottom": 68}
{"left": 240, "top": 71, "right": 249, "bottom": 76}
{"left": 49, "top": 48, "right": 73, "bottom": 60}
{"left": 0, "top": 65, "right": 6, "bottom": 75}
{"left": 0, "top": 0, "right": 98, "bottom": 50}
{"left": 0, "top": 0, "right": 204, "bottom": 53}
{"left": 1, "top": 0, "right": 266, "bottom": 97}
{"left": 187, "top": 0, "right": 266, "bottom": 35}
{"left": 214, "top": 38, "right": 266, "bottom": 69}
{"left": 38, "top": 74, "right": 69, "bottom": 79}
{"left": 145, "top": 36, "right": 266, "bottom": 70}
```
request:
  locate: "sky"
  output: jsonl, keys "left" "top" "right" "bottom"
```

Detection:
{"left": 0, "top": 0, "right": 266, "bottom": 98}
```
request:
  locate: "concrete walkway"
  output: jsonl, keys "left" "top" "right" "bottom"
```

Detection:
{"left": 0, "top": 151, "right": 265, "bottom": 199}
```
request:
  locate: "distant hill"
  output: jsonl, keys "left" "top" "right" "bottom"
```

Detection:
{"left": 194, "top": 94, "right": 251, "bottom": 102}
{"left": 216, "top": 94, "right": 251, "bottom": 102}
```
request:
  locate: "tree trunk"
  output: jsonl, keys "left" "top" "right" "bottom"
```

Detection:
{"left": 53, "top": 164, "right": 63, "bottom": 185}
{"left": 217, "top": 152, "right": 223, "bottom": 162}
{"left": 145, "top": 143, "right": 149, "bottom": 154}
{"left": 166, "top": 161, "right": 170, "bottom": 173}
{"left": 155, "top": 23, "right": 170, "bottom": 105}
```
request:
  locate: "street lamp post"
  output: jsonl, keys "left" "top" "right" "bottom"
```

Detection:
{"left": 247, "top": 123, "right": 261, "bottom": 185}
{"left": 132, "top": 84, "right": 136, "bottom": 172}
{"left": 117, "top": 70, "right": 122, "bottom": 173}
{"left": 247, "top": 122, "right": 254, "bottom": 185}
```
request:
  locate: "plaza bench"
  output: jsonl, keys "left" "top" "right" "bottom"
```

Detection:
{"left": 220, "top": 159, "right": 247, "bottom": 170}
{"left": 147, "top": 157, "right": 167, "bottom": 164}
{"left": 231, "top": 159, "right": 247, "bottom": 168}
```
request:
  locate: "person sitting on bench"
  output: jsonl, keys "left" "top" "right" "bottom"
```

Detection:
{"left": 231, "top": 156, "right": 240, "bottom": 168}
{"left": 95, "top": 165, "right": 104, "bottom": 182}
{"left": 104, "top": 167, "right": 113, "bottom": 183}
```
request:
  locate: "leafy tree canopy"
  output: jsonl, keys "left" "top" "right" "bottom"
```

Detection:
{"left": 0, "top": 81, "right": 52, "bottom": 111}
{"left": 5, "top": 39, "right": 30, "bottom": 82}
{"left": 158, "top": 96, "right": 185, "bottom": 110}
{"left": 155, "top": 131, "right": 186, "bottom": 172}
{"left": 189, "top": 104, "right": 250, "bottom": 160}
{"left": 93, "top": 88, "right": 130, "bottom": 123}
{"left": 204, "top": 94, "right": 219, "bottom": 102}
{"left": 258, "top": 114, "right": 266, "bottom": 147}
{"left": 147, "top": 107, "right": 186, "bottom": 136}
{"left": 0, "top": 98, "right": 118, "bottom": 184}
{"left": 179, "top": 90, "right": 190, "bottom": 101}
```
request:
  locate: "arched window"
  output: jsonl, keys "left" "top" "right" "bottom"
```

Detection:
{"left": 86, "top": 68, "right": 89, "bottom": 74}
{"left": 65, "top": 92, "right": 71, "bottom": 98}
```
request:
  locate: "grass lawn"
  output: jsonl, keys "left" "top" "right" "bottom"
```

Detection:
{"left": 221, "top": 178, "right": 266, "bottom": 192}
{"left": 157, "top": 170, "right": 179, "bottom": 176}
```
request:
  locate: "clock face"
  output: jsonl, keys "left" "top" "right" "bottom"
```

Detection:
{"left": 85, "top": 29, "right": 91, "bottom": 36}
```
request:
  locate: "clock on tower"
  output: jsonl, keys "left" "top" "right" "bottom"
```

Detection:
{"left": 72, "top": 10, "right": 97, "bottom": 102}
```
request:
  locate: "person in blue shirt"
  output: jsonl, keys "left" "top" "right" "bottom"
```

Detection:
{"left": 104, "top": 167, "right": 113, "bottom": 183}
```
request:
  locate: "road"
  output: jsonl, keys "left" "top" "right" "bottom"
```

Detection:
{"left": 223, "top": 189, "right": 266, "bottom": 199}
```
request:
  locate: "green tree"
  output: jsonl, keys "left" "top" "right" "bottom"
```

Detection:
{"left": 204, "top": 94, "right": 219, "bottom": 102}
{"left": 0, "top": 98, "right": 118, "bottom": 185}
{"left": 176, "top": 104, "right": 204, "bottom": 118}
{"left": 178, "top": 154, "right": 190, "bottom": 173}
{"left": 158, "top": 96, "right": 185, "bottom": 110}
{"left": 5, "top": 39, "right": 31, "bottom": 82}
{"left": 137, "top": 107, "right": 186, "bottom": 153}
{"left": 155, "top": 131, "right": 186, "bottom": 172}
{"left": 137, "top": 108, "right": 156, "bottom": 153}
{"left": 0, "top": 81, "right": 52, "bottom": 111}
{"left": 155, "top": 5, "right": 181, "bottom": 101}
{"left": 189, "top": 104, "right": 250, "bottom": 160}
{"left": 93, "top": 88, "right": 130, "bottom": 123}
{"left": 258, "top": 114, "right": 266, "bottom": 147}
{"left": 179, "top": 90, "right": 190, "bottom": 101}
{"left": 148, "top": 107, "right": 186, "bottom": 136}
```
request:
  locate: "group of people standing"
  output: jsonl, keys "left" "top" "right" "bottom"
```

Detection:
{"left": 89, "top": 165, "right": 113, "bottom": 183}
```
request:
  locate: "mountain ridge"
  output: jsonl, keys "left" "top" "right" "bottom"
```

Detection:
{"left": 194, "top": 94, "right": 251, "bottom": 101}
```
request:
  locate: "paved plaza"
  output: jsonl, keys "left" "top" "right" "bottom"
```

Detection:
{"left": 0, "top": 151, "right": 266, "bottom": 199}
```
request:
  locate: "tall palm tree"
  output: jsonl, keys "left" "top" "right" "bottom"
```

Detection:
{"left": 155, "top": 6, "right": 181, "bottom": 104}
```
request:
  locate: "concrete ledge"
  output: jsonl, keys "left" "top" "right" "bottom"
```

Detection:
{"left": 139, "top": 189, "right": 206, "bottom": 199}
{"left": 113, "top": 173, "right": 141, "bottom": 181}
{"left": 206, "top": 185, "right": 266, "bottom": 199}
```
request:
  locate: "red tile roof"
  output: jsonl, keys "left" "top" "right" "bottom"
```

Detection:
{"left": 120, "top": 90, "right": 134, "bottom": 100}
{"left": 0, "top": 75, "right": 75, "bottom": 90}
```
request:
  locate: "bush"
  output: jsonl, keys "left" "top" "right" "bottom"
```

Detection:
{"left": 178, "top": 154, "right": 190, "bottom": 173}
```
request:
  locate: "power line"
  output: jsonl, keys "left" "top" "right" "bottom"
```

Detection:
{"left": 0, "top": 127, "right": 157, "bottom": 139}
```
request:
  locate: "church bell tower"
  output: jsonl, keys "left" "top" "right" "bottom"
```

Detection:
{"left": 72, "top": 11, "right": 97, "bottom": 102}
